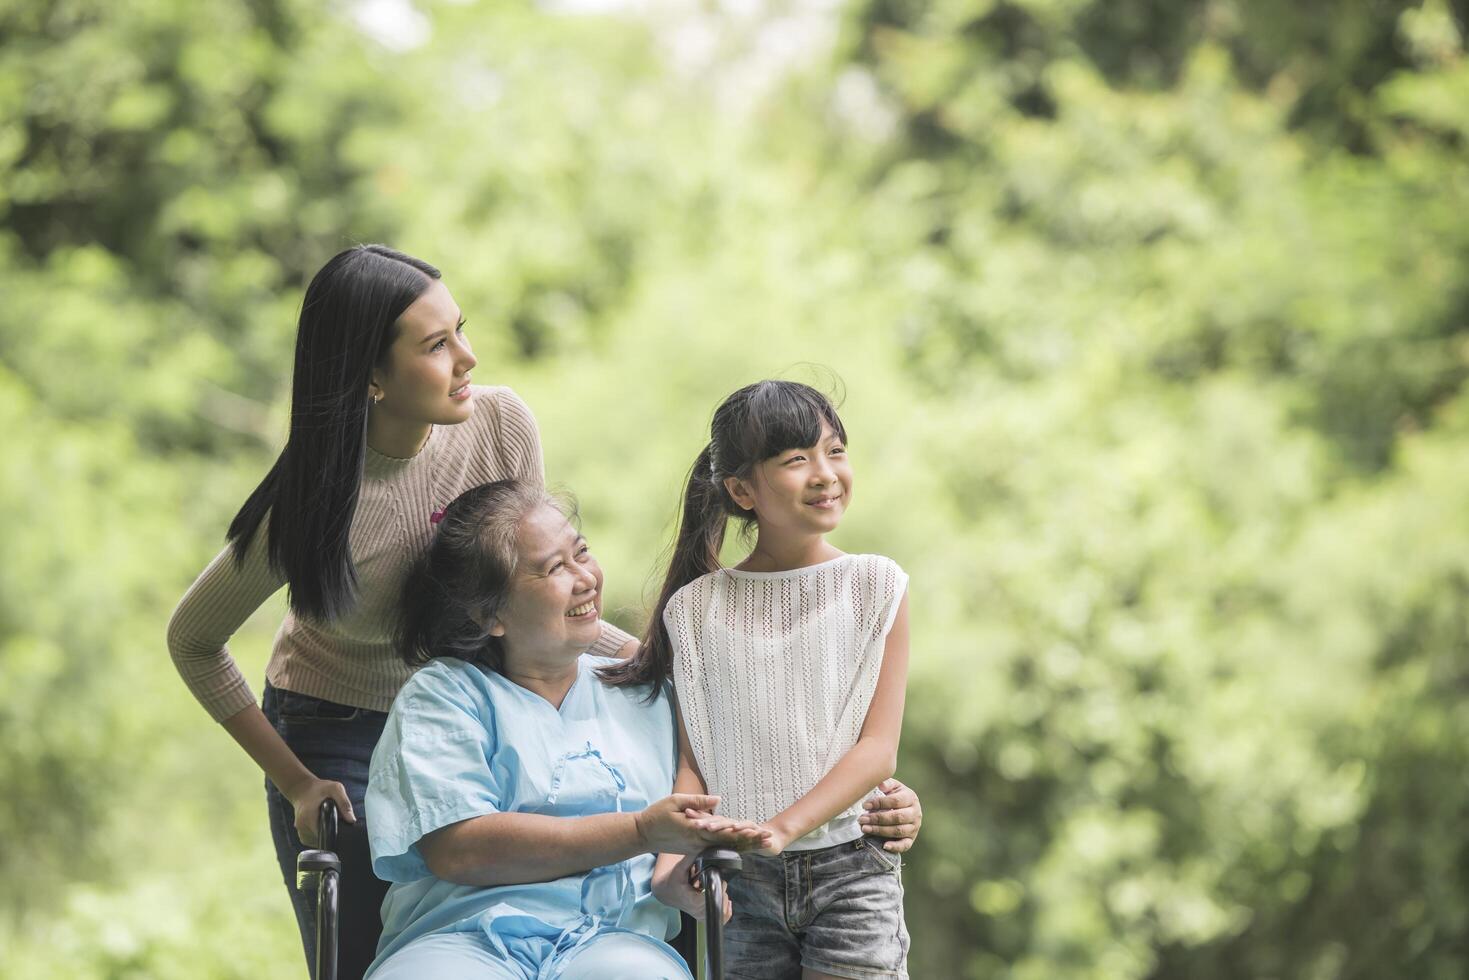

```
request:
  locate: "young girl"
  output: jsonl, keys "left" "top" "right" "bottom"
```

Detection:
{"left": 604, "top": 380, "right": 911, "bottom": 980}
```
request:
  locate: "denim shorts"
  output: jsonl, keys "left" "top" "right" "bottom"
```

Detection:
{"left": 723, "top": 836, "right": 909, "bottom": 980}
{"left": 263, "top": 682, "right": 390, "bottom": 980}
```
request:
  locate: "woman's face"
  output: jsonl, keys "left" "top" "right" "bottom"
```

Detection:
{"left": 369, "top": 279, "right": 478, "bottom": 426}
{"left": 490, "top": 504, "right": 605, "bottom": 665}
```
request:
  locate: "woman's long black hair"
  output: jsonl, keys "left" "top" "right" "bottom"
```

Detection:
{"left": 600, "top": 380, "right": 847, "bottom": 693}
{"left": 227, "top": 244, "right": 441, "bottom": 620}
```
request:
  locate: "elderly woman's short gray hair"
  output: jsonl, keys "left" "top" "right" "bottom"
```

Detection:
{"left": 395, "top": 479, "right": 577, "bottom": 673}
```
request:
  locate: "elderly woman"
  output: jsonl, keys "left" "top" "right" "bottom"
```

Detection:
{"left": 364, "top": 480, "right": 922, "bottom": 978}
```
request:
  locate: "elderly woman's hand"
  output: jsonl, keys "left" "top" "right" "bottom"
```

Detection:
{"left": 635, "top": 794, "right": 772, "bottom": 854}
{"left": 652, "top": 853, "right": 733, "bottom": 923}
{"left": 858, "top": 777, "right": 923, "bottom": 853}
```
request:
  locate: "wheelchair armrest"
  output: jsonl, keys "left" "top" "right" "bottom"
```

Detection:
{"left": 694, "top": 847, "right": 742, "bottom": 877}
{"left": 295, "top": 848, "right": 341, "bottom": 887}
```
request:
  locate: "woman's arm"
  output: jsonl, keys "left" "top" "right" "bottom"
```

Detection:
{"left": 221, "top": 702, "right": 356, "bottom": 843}
{"left": 390, "top": 675, "right": 766, "bottom": 888}
{"left": 493, "top": 387, "right": 546, "bottom": 488}
{"left": 166, "top": 536, "right": 285, "bottom": 722}
{"left": 695, "top": 593, "right": 911, "bottom": 854}
{"left": 421, "top": 810, "right": 641, "bottom": 886}
{"left": 589, "top": 621, "right": 639, "bottom": 659}
{"left": 168, "top": 532, "right": 352, "bottom": 843}
{"left": 419, "top": 792, "right": 762, "bottom": 887}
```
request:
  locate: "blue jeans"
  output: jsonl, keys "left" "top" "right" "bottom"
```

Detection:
{"left": 263, "top": 682, "right": 390, "bottom": 980}
{"left": 723, "top": 837, "right": 909, "bottom": 980}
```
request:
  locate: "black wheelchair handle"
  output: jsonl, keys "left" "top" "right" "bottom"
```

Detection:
{"left": 318, "top": 797, "right": 339, "bottom": 851}
{"left": 695, "top": 847, "right": 742, "bottom": 979}
{"left": 293, "top": 797, "right": 342, "bottom": 980}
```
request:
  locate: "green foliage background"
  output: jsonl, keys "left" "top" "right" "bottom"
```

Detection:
{"left": 3, "top": 0, "right": 1468, "bottom": 976}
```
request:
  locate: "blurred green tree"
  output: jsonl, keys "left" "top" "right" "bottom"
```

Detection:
{"left": 0, "top": 0, "right": 403, "bottom": 930}
{"left": 3, "top": 0, "right": 1468, "bottom": 977}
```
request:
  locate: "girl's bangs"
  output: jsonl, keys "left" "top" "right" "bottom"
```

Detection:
{"left": 742, "top": 384, "right": 847, "bottom": 462}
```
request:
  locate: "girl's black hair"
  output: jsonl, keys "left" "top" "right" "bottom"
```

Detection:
{"left": 600, "top": 380, "right": 847, "bottom": 693}
{"left": 395, "top": 479, "right": 559, "bottom": 672}
{"left": 227, "top": 244, "right": 441, "bottom": 620}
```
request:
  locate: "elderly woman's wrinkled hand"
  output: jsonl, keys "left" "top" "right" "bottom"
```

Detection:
{"left": 635, "top": 793, "right": 772, "bottom": 854}
{"left": 651, "top": 853, "right": 733, "bottom": 923}
{"left": 857, "top": 777, "right": 923, "bottom": 853}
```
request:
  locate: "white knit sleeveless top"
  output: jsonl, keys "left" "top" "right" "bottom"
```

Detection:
{"left": 665, "top": 553, "right": 908, "bottom": 850}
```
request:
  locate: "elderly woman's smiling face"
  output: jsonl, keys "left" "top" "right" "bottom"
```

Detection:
{"left": 487, "top": 503, "right": 605, "bottom": 664}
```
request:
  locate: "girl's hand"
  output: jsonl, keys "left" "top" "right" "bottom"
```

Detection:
{"left": 858, "top": 777, "right": 922, "bottom": 853}
{"left": 682, "top": 809, "right": 776, "bottom": 852}
{"left": 652, "top": 853, "right": 733, "bottom": 923}
{"left": 754, "top": 822, "right": 792, "bottom": 857}
{"left": 286, "top": 776, "right": 356, "bottom": 846}
{"left": 637, "top": 795, "right": 771, "bottom": 854}
{"left": 690, "top": 813, "right": 790, "bottom": 855}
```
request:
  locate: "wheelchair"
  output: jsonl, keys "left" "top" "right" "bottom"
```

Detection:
{"left": 296, "top": 799, "right": 742, "bottom": 980}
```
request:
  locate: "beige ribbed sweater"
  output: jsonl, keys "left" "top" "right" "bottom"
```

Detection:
{"left": 167, "top": 385, "right": 634, "bottom": 722}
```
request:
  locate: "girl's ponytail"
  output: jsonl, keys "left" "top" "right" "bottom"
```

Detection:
{"left": 599, "top": 444, "right": 734, "bottom": 693}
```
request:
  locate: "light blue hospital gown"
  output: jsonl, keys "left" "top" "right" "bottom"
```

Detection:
{"left": 364, "top": 654, "right": 689, "bottom": 979}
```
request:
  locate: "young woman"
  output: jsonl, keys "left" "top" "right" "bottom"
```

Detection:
{"left": 607, "top": 380, "right": 912, "bottom": 979}
{"left": 165, "top": 245, "right": 638, "bottom": 979}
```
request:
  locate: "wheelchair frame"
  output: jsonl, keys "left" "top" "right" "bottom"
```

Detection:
{"left": 295, "top": 799, "right": 742, "bottom": 980}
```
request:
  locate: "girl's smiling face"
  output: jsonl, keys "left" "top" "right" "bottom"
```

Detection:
{"left": 489, "top": 504, "right": 605, "bottom": 664}
{"left": 725, "top": 423, "right": 853, "bottom": 536}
